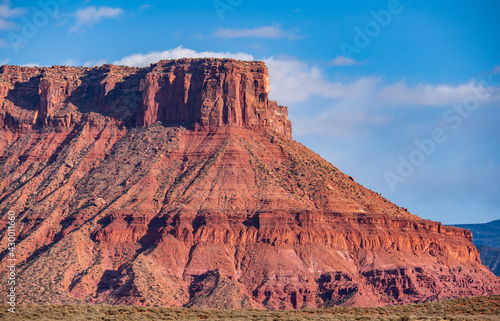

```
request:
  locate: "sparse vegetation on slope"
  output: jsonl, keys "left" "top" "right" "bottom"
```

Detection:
{"left": 1, "top": 295, "right": 499, "bottom": 321}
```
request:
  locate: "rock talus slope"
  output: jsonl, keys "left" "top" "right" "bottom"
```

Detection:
{"left": 0, "top": 59, "right": 499, "bottom": 309}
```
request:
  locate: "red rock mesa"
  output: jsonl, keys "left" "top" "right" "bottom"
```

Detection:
{"left": 0, "top": 59, "right": 499, "bottom": 309}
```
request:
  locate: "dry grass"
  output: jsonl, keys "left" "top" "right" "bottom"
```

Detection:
{"left": 1, "top": 295, "right": 499, "bottom": 321}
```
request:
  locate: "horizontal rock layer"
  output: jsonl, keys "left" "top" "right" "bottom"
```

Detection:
{"left": 0, "top": 59, "right": 499, "bottom": 309}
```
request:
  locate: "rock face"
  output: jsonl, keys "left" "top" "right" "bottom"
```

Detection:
{"left": 0, "top": 59, "right": 291, "bottom": 136}
{"left": 0, "top": 59, "right": 499, "bottom": 309}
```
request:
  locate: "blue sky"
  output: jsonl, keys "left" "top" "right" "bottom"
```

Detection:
{"left": 1, "top": 0, "right": 499, "bottom": 224}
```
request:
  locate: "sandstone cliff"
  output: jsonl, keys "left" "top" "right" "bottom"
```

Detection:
{"left": 0, "top": 59, "right": 499, "bottom": 309}
{"left": 0, "top": 59, "right": 291, "bottom": 136}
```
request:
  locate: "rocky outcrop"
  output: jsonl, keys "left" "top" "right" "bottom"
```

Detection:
{"left": 0, "top": 59, "right": 499, "bottom": 309}
{"left": 0, "top": 59, "right": 291, "bottom": 137}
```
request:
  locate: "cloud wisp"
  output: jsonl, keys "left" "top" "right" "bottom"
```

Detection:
{"left": 0, "top": 3, "right": 26, "bottom": 31}
{"left": 0, "top": 18, "right": 13, "bottom": 30}
{"left": 329, "top": 56, "right": 364, "bottom": 66}
{"left": 0, "top": 4, "right": 25, "bottom": 18}
{"left": 71, "top": 6, "right": 123, "bottom": 32}
{"left": 265, "top": 57, "right": 379, "bottom": 104}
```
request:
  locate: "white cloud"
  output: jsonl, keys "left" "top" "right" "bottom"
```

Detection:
{"left": 0, "top": 18, "right": 13, "bottom": 30}
{"left": 263, "top": 57, "right": 387, "bottom": 137}
{"left": 265, "top": 57, "right": 379, "bottom": 104}
{"left": 71, "top": 6, "right": 123, "bottom": 32}
{"left": 0, "top": 3, "right": 26, "bottom": 30}
{"left": 0, "top": 4, "right": 25, "bottom": 18}
{"left": 329, "top": 56, "right": 363, "bottom": 66}
{"left": 493, "top": 65, "right": 500, "bottom": 74}
{"left": 113, "top": 46, "right": 254, "bottom": 67}
{"left": 213, "top": 25, "right": 297, "bottom": 39}
{"left": 0, "top": 38, "right": 7, "bottom": 48}
{"left": 0, "top": 58, "right": 9, "bottom": 65}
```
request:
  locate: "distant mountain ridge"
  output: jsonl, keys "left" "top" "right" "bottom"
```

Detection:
{"left": 454, "top": 220, "right": 500, "bottom": 248}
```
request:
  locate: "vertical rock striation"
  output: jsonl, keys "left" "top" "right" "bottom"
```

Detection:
{"left": 0, "top": 59, "right": 291, "bottom": 137}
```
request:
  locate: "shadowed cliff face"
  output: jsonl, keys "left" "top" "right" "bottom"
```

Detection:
{"left": 0, "top": 59, "right": 499, "bottom": 309}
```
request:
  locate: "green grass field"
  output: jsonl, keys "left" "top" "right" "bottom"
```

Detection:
{"left": 1, "top": 295, "right": 499, "bottom": 321}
